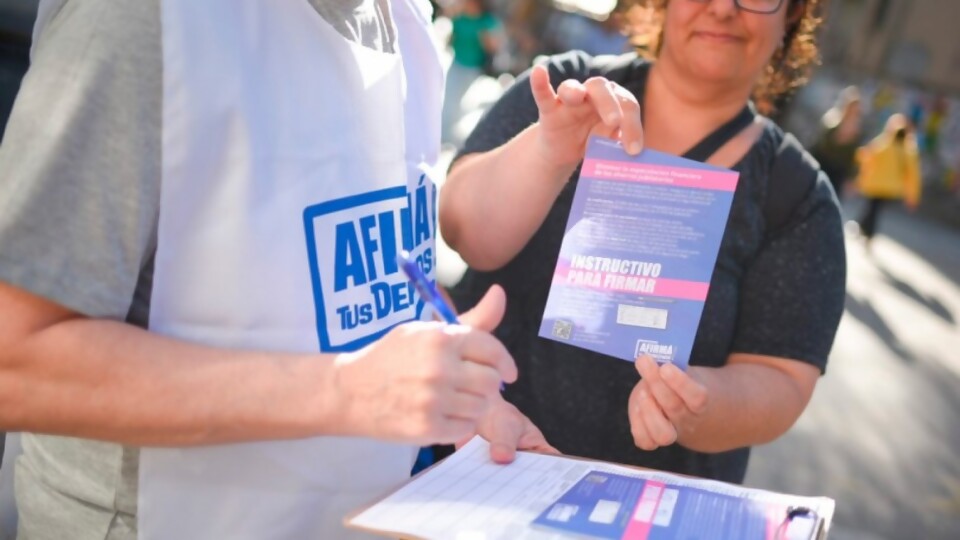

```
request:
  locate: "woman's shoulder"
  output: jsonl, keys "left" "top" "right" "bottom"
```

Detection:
{"left": 752, "top": 117, "right": 820, "bottom": 174}
{"left": 740, "top": 117, "right": 837, "bottom": 231}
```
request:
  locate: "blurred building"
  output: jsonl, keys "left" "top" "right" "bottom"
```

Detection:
{"left": 786, "top": 0, "right": 960, "bottom": 149}
{"left": 821, "top": 0, "right": 960, "bottom": 94}
{"left": 785, "top": 0, "right": 960, "bottom": 227}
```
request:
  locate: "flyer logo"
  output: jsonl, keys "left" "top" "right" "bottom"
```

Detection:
{"left": 635, "top": 339, "right": 676, "bottom": 363}
{"left": 303, "top": 177, "right": 436, "bottom": 351}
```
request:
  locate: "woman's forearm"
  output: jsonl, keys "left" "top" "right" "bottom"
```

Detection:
{"left": 679, "top": 355, "right": 819, "bottom": 453}
{"left": 440, "top": 125, "right": 575, "bottom": 270}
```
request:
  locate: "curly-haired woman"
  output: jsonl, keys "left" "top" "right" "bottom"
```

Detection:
{"left": 440, "top": 0, "right": 846, "bottom": 483}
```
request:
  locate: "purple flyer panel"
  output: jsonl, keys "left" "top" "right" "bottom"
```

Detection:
{"left": 538, "top": 137, "right": 739, "bottom": 369}
{"left": 535, "top": 470, "right": 801, "bottom": 540}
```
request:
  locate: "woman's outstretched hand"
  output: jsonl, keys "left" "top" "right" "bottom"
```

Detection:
{"left": 529, "top": 63, "right": 645, "bottom": 170}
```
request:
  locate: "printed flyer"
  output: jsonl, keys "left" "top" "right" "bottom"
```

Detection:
{"left": 532, "top": 470, "right": 826, "bottom": 540}
{"left": 538, "top": 137, "right": 739, "bottom": 368}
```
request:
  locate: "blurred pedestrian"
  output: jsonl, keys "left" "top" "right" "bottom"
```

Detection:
{"left": 0, "top": 1, "right": 550, "bottom": 538}
{"left": 855, "top": 113, "right": 922, "bottom": 250}
{"left": 865, "top": 83, "right": 898, "bottom": 139}
{"left": 441, "top": 0, "right": 503, "bottom": 145}
{"left": 549, "top": 8, "right": 631, "bottom": 57}
{"left": 923, "top": 95, "right": 947, "bottom": 157}
{"left": 811, "top": 86, "right": 862, "bottom": 199}
{"left": 441, "top": 0, "right": 845, "bottom": 484}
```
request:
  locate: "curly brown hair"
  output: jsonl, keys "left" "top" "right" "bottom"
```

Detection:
{"left": 620, "top": 0, "right": 826, "bottom": 106}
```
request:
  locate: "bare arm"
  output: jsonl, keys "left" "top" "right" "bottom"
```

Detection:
{"left": 440, "top": 64, "right": 644, "bottom": 270}
{"left": 440, "top": 126, "right": 574, "bottom": 270}
{"left": 0, "top": 281, "right": 516, "bottom": 447}
{"left": 629, "top": 354, "right": 820, "bottom": 453}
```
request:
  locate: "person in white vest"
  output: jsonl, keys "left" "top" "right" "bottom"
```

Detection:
{"left": 0, "top": 0, "right": 643, "bottom": 539}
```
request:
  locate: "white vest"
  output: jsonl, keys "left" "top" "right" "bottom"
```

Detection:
{"left": 141, "top": 0, "right": 443, "bottom": 538}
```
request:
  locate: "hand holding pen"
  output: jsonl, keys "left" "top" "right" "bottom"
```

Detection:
{"left": 396, "top": 251, "right": 555, "bottom": 462}
{"left": 397, "top": 251, "right": 506, "bottom": 392}
{"left": 331, "top": 253, "right": 516, "bottom": 446}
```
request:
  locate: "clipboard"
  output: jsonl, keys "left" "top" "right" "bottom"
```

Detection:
{"left": 345, "top": 436, "right": 833, "bottom": 540}
{"left": 343, "top": 455, "right": 448, "bottom": 540}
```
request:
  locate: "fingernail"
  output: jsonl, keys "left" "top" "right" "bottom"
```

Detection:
{"left": 663, "top": 363, "right": 681, "bottom": 380}
{"left": 628, "top": 142, "right": 643, "bottom": 155}
{"left": 662, "top": 363, "right": 674, "bottom": 378}
{"left": 491, "top": 443, "right": 515, "bottom": 464}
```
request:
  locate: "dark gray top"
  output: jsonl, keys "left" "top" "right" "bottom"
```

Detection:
{"left": 450, "top": 51, "right": 846, "bottom": 484}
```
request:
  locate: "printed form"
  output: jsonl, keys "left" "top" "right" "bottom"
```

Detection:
{"left": 347, "top": 437, "right": 833, "bottom": 540}
{"left": 349, "top": 437, "right": 587, "bottom": 539}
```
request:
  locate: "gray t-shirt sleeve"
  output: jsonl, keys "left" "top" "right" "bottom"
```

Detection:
{"left": 0, "top": 0, "right": 161, "bottom": 321}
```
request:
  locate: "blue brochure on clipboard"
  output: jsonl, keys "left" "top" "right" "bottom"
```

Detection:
{"left": 533, "top": 470, "right": 827, "bottom": 540}
{"left": 538, "top": 137, "right": 740, "bottom": 369}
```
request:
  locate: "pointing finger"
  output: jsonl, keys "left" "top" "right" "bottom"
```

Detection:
{"left": 486, "top": 410, "right": 524, "bottom": 464}
{"left": 530, "top": 64, "right": 559, "bottom": 115}
{"left": 613, "top": 83, "right": 644, "bottom": 154}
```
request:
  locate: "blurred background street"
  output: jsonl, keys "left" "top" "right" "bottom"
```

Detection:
{"left": 2, "top": 1, "right": 959, "bottom": 538}
{"left": 745, "top": 200, "right": 960, "bottom": 540}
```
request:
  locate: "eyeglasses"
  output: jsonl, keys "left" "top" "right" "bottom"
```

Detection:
{"left": 688, "top": 0, "right": 788, "bottom": 15}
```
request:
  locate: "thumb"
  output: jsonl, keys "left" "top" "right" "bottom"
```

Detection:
{"left": 458, "top": 285, "right": 506, "bottom": 333}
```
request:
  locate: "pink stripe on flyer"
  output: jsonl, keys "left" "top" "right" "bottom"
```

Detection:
{"left": 765, "top": 504, "right": 787, "bottom": 540}
{"left": 623, "top": 481, "right": 666, "bottom": 540}
{"left": 582, "top": 159, "right": 739, "bottom": 192}
{"left": 651, "top": 279, "right": 709, "bottom": 301}
{"left": 553, "top": 269, "right": 709, "bottom": 302}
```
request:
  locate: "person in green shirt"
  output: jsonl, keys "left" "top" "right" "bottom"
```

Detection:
{"left": 442, "top": 0, "right": 502, "bottom": 145}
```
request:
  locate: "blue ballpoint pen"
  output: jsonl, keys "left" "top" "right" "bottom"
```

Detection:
{"left": 397, "top": 250, "right": 505, "bottom": 391}
{"left": 397, "top": 251, "right": 459, "bottom": 324}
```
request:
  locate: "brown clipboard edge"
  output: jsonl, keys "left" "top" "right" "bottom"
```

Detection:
{"left": 343, "top": 444, "right": 833, "bottom": 540}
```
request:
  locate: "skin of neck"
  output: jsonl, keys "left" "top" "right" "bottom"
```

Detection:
{"left": 645, "top": 53, "right": 757, "bottom": 141}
